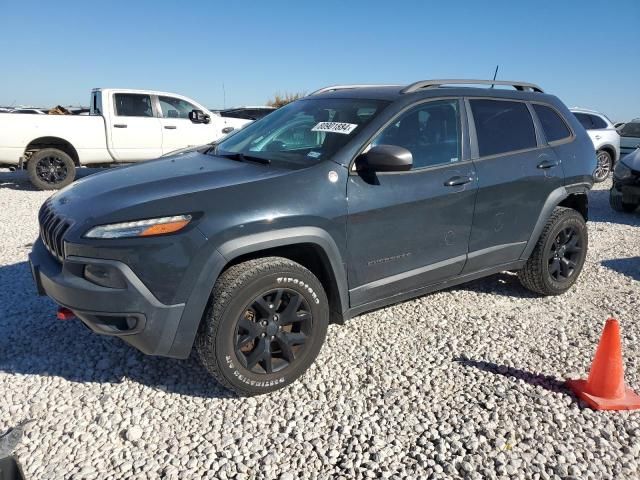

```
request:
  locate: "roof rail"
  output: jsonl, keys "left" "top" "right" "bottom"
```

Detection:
{"left": 401, "top": 79, "right": 544, "bottom": 94}
{"left": 310, "top": 84, "right": 400, "bottom": 96}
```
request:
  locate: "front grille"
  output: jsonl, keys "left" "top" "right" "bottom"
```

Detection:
{"left": 38, "top": 200, "right": 71, "bottom": 262}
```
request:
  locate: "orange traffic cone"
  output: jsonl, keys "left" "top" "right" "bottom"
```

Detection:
{"left": 567, "top": 318, "right": 640, "bottom": 411}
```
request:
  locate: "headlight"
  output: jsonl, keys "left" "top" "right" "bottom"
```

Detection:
{"left": 614, "top": 161, "right": 633, "bottom": 180}
{"left": 84, "top": 215, "right": 192, "bottom": 239}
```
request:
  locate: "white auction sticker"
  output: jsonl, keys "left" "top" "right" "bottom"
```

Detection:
{"left": 311, "top": 122, "right": 358, "bottom": 135}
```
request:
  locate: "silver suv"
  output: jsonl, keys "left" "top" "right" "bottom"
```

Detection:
{"left": 571, "top": 108, "right": 620, "bottom": 182}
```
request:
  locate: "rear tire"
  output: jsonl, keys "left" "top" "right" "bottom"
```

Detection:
{"left": 518, "top": 207, "right": 588, "bottom": 296}
{"left": 593, "top": 150, "right": 612, "bottom": 183}
{"left": 27, "top": 148, "right": 76, "bottom": 190}
{"left": 196, "top": 257, "right": 329, "bottom": 396}
{"left": 609, "top": 187, "right": 637, "bottom": 213}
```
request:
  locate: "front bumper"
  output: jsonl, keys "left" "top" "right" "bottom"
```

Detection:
{"left": 29, "top": 238, "right": 186, "bottom": 357}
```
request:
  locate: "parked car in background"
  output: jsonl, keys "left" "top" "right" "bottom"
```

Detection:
{"left": 610, "top": 147, "right": 640, "bottom": 212}
{"left": 216, "top": 106, "right": 277, "bottom": 121}
{"left": 617, "top": 118, "right": 640, "bottom": 159}
{"left": 0, "top": 88, "right": 252, "bottom": 189}
{"left": 29, "top": 79, "right": 595, "bottom": 395}
{"left": 570, "top": 108, "right": 620, "bottom": 182}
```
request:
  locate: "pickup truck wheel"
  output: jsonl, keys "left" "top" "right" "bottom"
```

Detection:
{"left": 196, "top": 257, "right": 329, "bottom": 396}
{"left": 518, "top": 207, "right": 587, "bottom": 296}
{"left": 593, "top": 150, "right": 612, "bottom": 183}
{"left": 27, "top": 148, "right": 76, "bottom": 190}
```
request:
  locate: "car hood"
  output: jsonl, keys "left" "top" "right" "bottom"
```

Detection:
{"left": 48, "top": 151, "right": 289, "bottom": 224}
{"left": 621, "top": 148, "right": 640, "bottom": 171}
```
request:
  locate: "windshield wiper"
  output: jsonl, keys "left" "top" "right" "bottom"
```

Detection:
{"left": 217, "top": 151, "right": 271, "bottom": 165}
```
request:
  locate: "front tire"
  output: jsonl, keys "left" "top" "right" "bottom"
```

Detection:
{"left": 196, "top": 257, "right": 329, "bottom": 396}
{"left": 593, "top": 150, "right": 612, "bottom": 183}
{"left": 518, "top": 207, "right": 588, "bottom": 296}
{"left": 27, "top": 148, "right": 76, "bottom": 190}
{"left": 609, "top": 187, "right": 637, "bottom": 213}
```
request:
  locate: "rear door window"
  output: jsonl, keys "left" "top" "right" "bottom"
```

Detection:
{"left": 470, "top": 99, "right": 537, "bottom": 157}
{"left": 533, "top": 104, "right": 572, "bottom": 143}
{"left": 114, "top": 94, "right": 154, "bottom": 117}
{"left": 574, "top": 113, "right": 607, "bottom": 130}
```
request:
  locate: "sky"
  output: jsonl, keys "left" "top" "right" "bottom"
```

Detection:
{"left": 1, "top": 0, "right": 639, "bottom": 121}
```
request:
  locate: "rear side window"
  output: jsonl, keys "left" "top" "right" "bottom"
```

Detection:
{"left": 533, "top": 104, "right": 571, "bottom": 143}
{"left": 574, "top": 113, "right": 607, "bottom": 130}
{"left": 470, "top": 99, "right": 537, "bottom": 157}
{"left": 114, "top": 94, "right": 154, "bottom": 117}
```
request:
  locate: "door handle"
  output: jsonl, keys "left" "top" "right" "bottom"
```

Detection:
{"left": 164, "top": 125, "right": 177, "bottom": 130}
{"left": 222, "top": 127, "right": 235, "bottom": 134}
{"left": 113, "top": 124, "right": 127, "bottom": 128}
{"left": 444, "top": 175, "right": 473, "bottom": 187}
{"left": 537, "top": 159, "right": 559, "bottom": 169}
{"left": 594, "top": 135, "right": 601, "bottom": 140}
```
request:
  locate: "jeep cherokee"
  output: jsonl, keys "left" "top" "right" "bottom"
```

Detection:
{"left": 29, "top": 79, "right": 596, "bottom": 395}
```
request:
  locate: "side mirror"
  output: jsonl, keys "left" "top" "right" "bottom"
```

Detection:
{"left": 189, "top": 109, "right": 210, "bottom": 124}
{"left": 356, "top": 145, "right": 413, "bottom": 172}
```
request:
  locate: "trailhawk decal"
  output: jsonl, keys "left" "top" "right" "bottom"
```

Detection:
{"left": 277, "top": 277, "right": 321, "bottom": 304}
{"left": 311, "top": 122, "right": 358, "bottom": 135}
{"left": 225, "top": 355, "right": 285, "bottom": 387}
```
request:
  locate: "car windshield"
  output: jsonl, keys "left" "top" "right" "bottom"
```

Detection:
{"left": 213, "top": 98, "right": 389, "bottom": 165}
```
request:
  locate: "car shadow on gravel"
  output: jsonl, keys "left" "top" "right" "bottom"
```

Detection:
{"left": 455, "top": 357, "right": 568, "bottom": 395}
{"left": 448, "top": 271, "right": 539, "bottom": 299}
{"left": 601, "top": 257, "right": 640, "bottom": 281}
{"left": 0, "top": 261, "right": 236, "bottom": 400}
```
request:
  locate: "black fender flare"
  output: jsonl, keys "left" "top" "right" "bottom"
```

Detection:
{"left": 519, "top": 184, "right": 589, "bottom": 261}
{"left": 167, "top": 227, "right": 348, "bottom": 358}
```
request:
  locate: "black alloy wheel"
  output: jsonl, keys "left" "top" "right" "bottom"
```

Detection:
{"left": 196, "top": 256, "right": 329, "bottom": 396}
{"left": 235, "top": 288, "right": 312, "bottom": 374}
{"left": 35, "top": 155, "right": 68, "bottom": 185}
{"left": 547, "top": 226, "right": 582, "bottom": 282}
{"left": 27, "top": 148, "right": 76, "bottom": 190}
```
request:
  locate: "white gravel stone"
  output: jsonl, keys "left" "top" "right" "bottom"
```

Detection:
{"left": 0, "top": 170, "right": 639, "bottom": 479}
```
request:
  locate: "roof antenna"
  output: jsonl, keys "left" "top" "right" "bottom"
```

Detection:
{"left": 491, "top": 65, "right": 499, "bottom": 88}
{"left": 222, "top": 82, "right": 226, "bottom": 109}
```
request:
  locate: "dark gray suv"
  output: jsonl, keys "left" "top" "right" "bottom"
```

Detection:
{"left": 29, "top": 79, "right": 596, "bottom": 395}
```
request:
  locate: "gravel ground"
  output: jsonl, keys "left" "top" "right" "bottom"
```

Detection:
{"left": 0, "top": 168, "right": 639, "bottom": 479}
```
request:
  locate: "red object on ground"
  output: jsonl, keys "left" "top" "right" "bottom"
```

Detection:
{"left": 56, "top": 307, "right": 75, "bottom": 320}
{"left": 567, "top": 318, "right": 640, "bottom": 411}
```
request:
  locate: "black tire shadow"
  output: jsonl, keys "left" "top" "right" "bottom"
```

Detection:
{"left": 601, "top": 257, "right": 640, "bottom": 281}
{"left": 0, "top": 261, "right": 235, "bottom": 399}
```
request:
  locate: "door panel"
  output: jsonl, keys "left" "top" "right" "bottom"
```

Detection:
{"left": 157, "top": 95, "right": 217, "bottom": 154}
{"left": 346, "top": 98, "right": 476, "bottom": 307}
{"left": 109, "top": 93, "right": 162, "bottom": 162}
{"left": 347, "top": 166, "right": 477, "bottom": 306}
{"left": 463, "top": 98, "right": 564, "bottom": 273}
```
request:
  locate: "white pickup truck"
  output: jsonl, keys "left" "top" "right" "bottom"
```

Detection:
{"left": 0, "top": 88, "right": 251, "bottom": 189}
